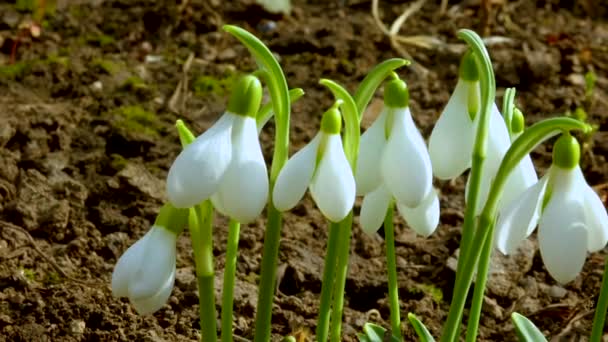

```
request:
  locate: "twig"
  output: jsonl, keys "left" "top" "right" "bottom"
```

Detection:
{"left": 0, "top": 220, "right": 101, "bottom": 287}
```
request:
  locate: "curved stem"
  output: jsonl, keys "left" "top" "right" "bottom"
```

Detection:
{"left": 316, "top": 221, "right": 341, "bottom": 342}
{"left": 442, "top": 29, "right": 495, "bottom": 342}
{"left": 329, "top": 213, "right": 354, "bottom": 342}
{"left": 464, "top": 221, "right": 494, "bottom": 342}
{"left": 442, "top": 117, "right": 589, "bottom": 342}
{"left": 590, "top": 256, "right": 608, "bottom": 342}
{"left": 221, "top": 219, "right": 241, "bottom": 342}
{"left": 223, "top": 26, "right": 291, "bottom": 342}
{"left": 384, "top": 202, "right": 402, "bottom": 340}
{"left": 353, "top": 58, "right": 410, "bottom": 116}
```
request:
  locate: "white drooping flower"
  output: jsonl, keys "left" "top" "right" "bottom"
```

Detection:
{"left": 273, "top": 104, "right": 356, "bottom": 223}
{"left": 356, "top": 79, "right": 438, "bottom": 236}
{"left": 428, "top": 53, "right": 537, "bottom": 213}
{"left": 112, "top": 204, "right": 188, "bottom": 315}
{"left": 166, "top": 75, "right": 268, "bottom": 223}
{"left": 495, "top": 134, "right": 608, "bottom": 284}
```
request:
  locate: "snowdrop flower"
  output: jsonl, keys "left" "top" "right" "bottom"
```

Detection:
{"left": 356, "top": 78, "right": 438, "bottom": 236}
{"left": 112, "top": 204, "right": 188, "bottom": 314}
{"left": 429, "top": 52, "right": 537, "bottom": 213}
{"left": 166, "top": 75, "right": 268, "bottom": 223}
{"left": 495, "top": 134, "right": 608, "bottom": 283}
{"left": 273, "top": 102, "right": 355, "bottom": 222}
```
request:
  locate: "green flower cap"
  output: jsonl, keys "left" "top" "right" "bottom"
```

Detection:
{"left": 383, "top": 78, "right": 409, "bottom": 108}
{"left": 459, "top": 51, "right": 479, "bottom": 82}
{"left": 227, "top": 75, "right": 263, "bottom": 118}
{"left": 320, "top": 101, "right": 343, "bottom": 135}
{"left": 511, "top": 107, "right": 525, "bottom": 135}
{"left": 154, "top": 202, "right": 189, "bottom": 235}
{"left": 552, "top": 133, "right": 580, "bottom": 169}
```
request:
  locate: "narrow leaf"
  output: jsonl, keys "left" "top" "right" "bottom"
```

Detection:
{"left": 511, "top": 312, "right": 548, "bottom": 342}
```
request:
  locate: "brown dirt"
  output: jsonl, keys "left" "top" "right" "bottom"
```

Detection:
{"left": 1, "top": 0, "right": 608, "bottom": 341}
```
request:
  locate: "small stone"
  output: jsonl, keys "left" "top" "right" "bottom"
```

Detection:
{"left": 69, "top": 320, "right": 86, "bottom": 335}
{"left": 91, "top": 81, "right": 103, "bottom": 91}
{"left": 217, "top": 48, "right": 237, "bottom": 61}
{"left": 548, "top": 285, "right": 567, "bottom": 299}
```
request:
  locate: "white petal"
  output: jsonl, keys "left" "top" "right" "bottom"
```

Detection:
{"left": 356, "top": 110, "right": 387, "bottom": 195}
{"left": 539, "top": 190, "right": 588, "bottom": 284}
{"left": 429, "top": 80, "right": 478, "bottom": 180}
{"left": 381, "top": 107, "right": 432, "bottom": 208}
{"left": 359, "top": 185, "right": 391, "bottom": 235}
{"left": 495, "top": 172, "right": 549, "bottom": 255}
{"left": 272, "top": 134, "right": 321, "bottom": 211}
{"left": 210, "top": 193, "right": 228, "bottom": 217}
{"left": 310, "top": 134, "right": 356, "bottom": 222}
{"left": 500, "top": 154, "right": 538, "bottom": 211}
{"left": 131, "top": 267, "right": 175, "bottom": 315}
{"left": 111, "top": 230, "right": 150, "bottom": 298}
{"left": 577, "top": 168, "right": 608, "bottom": 252}
{"left": 128, "top": 226, "right": 177, "bottom": 300}
{"left": 214, "top": 116, "right": 269, "bottom": 223}
{"left": 397, "top": 189, "right": 440, "bottom": 237}
{"left": 166, "top": 113, "right": 235, "bottom": 208}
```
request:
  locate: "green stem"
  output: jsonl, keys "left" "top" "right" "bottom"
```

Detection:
{"left": 192, "top": 201, "right": 217, "bottom": 342}
{"left": 442, "top": 117, "right": 588, "bottom": 342}
{"left": 590, "top": 256, "right": 608, "bottom": 342}
{"left": 329, "top": 213, "right": 354, "bottom": 342}
{"left": 221, "top": 219, "right": 241, "bottom": 342}
{"left": 442, "top": 29, "right": 495, "bottom": 342}
{"left": 464, "top": 221, "right": 495, "bottom": 342}
{"left": 253, "top": 205, "right": 283, "bottom": 342}
{"left": 316, "top": 221, "right": 341, "bottom": 342}
{"left": 384, "top": 202, "right": 402, "bottom": 340}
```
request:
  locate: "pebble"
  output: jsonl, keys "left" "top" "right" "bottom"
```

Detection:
{"left": 69, "top": 320, "right": 86, "bottom": 335}
{"left": 548, "top": 285, "right": 567, "bottom": 299}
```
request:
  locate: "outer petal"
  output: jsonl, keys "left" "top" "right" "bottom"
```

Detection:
{"left": 538, "top": 167, "right": 589, "bottom": 284}
{"left": 356, "top": 110, "right": 387, "bottom": 195}
{"left": 359, "top": 185, "right": 391, "bottom": 235}
{"left": 128, "top": 226, "right": 177, "bottom": 300}
{"left": 494, "top": 172, "right": 549, "bottom": 255}
{"left": 273, "top": 134, "right": 321, "bottom": 211}
{"left": 576, "top": 167, "right": 608, "bottom": 252}
{"left": 214, "top": 116, "right": 269, "bottom": 223}
{"left": 111, "top": 229, "right": 150, "bottom": 298}
{"left": 381, "top": 107, "right": 432, "bottom": 208}
{"left": 131, "top": 267, "right": 176, "bottom": 315}
{"left": 166, "top": 113, "right": 235, "bottom": 208}
{"left": 397, "top": 189, "right": 440, "bottom": 237}
{"left": 500, "top": 154, "right": 538, "bottom": 211}
{"left": 429, "top": 80, "right": 477, "bottom": 180}
{"left": 310, "top": 134, "right": 356, "bottom": 222}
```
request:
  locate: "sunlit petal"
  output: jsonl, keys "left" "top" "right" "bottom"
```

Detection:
{"left": 381, "top": 107, "right": 432, "bottom": 208}
{"left": 166, "top": 113, "right": 235, "bottom": 208}
{"left": 131, "top": 267, "right": 175, "bottom": 315}
{"left": 359, "top": 185, "right": 391, "bottom": 235}
{"left": 310, "top": 135, "right": 356, "bottom": 222}
{"left": 495, "top": 172, "right": 549, "bottom": 255}
{"left": 214, "top": 116, "right": 269, "bottom": 223}
{"left": 576, "top": 167, "right": 608, "bottom": 252}
{"left": 397, "top": 189, "right": 440, "bottom": 237}
{"left": 356, "top": 110, "right": 387, "bottom": 195}
{"left": 429, "top": 80, "right": 478, "bottom": 180}
{"left": 128, "top": 226, "right": 177, "bottom": 300}
{"left": 111, "top": 229, "right": 150, "bottom": 298}
{"left": 273, "top": 134, "right": 321, "bottom": 211}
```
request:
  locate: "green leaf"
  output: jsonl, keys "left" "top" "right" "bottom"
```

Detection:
{"left": 257, "top": 88, "right": 304, "bottom": 131}
{"left": 407, "top": 313, "right": 435, "bottom": 342}
{"left": 357, "top": 323, "right": 400, "bottom": 342}
{"left": 353, "top": 58, "right": 410, "bottom": 117}
{"left": 281, "top": 337, "right": 296, "bottom": 342}
{"left": 512, "top": 312, "right": 547, "bottom": 342}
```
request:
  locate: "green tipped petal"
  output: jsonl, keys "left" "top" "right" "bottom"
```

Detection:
{"left": 552, "top": 133, "right": 580, "bottom": 170}
{"left": 227, "top": 75, "right": 263, "bottom": 118}
{"left": 384, "top": 78, "right": 409, "bottom": 108}
{"left": 320, "top": 101, "right": 343, "bottom": 135}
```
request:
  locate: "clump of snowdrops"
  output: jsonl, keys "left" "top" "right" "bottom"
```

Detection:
{"left": 110, "top": 25, "right": 608, "bottom": 342}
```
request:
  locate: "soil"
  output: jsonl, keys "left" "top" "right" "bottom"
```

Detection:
{"left": 1, "top": 0, "right": 608, "bottom": 341}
